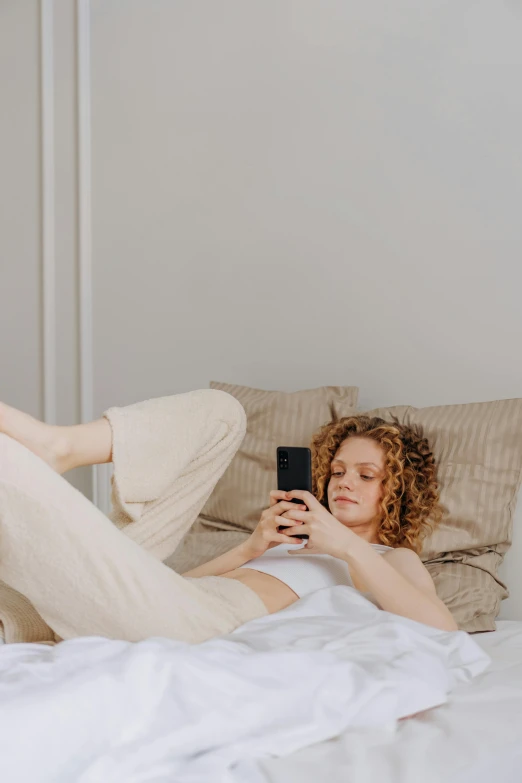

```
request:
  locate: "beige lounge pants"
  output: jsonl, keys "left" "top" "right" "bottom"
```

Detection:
{"left": 0, "top": 389, "right": 267, "bottom": 645}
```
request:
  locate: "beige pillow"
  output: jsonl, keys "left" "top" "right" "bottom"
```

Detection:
{"left": 171, "top": 387, "right": 522, "bottom": 634}
{"left": 169, "top": 382, "right": 358, "bottom": 574}
{"left": 364, "top": 399, "right": 522, "bottom": 632}
{"left": 200, "top": 382, "right": 359, "bottom": 531}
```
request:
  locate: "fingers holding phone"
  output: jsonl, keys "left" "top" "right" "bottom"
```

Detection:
{"left": 269, "top": 489, "right": 291, "bottom": 508}
{"left": 246, "top": 500, "right": 308, "bottom": 557}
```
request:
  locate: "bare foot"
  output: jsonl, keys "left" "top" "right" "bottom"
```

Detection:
{"left": 0, "top": 402, "right": 72, "bottom": 474}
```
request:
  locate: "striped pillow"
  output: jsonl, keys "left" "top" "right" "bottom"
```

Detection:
{"left": 364, "top": 399, "right": 522, "bottom": 632}
{"left": 200, "top": 382, "right": 359, "bottom": 533}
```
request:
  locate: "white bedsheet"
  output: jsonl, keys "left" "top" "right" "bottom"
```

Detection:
{"left": 239, "top": 620, "right": 522, "bottom": 783}
{"left": 0, "top": 586, "right": 488, "bottom": 783}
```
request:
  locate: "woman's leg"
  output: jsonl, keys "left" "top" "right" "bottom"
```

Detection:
{"left": 102, "top": 389, "right": 249, "bottom": 560}
{"left": 1, "top": 388, "right": 246, "bottom": 560}
{"left": 0, "top": 400, "right": 112, "bottom": 474}
{"left": 0, "top": 390, "right": 266, "bottom": 644}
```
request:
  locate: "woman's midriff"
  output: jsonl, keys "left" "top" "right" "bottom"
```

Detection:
{"left": 221, "top": 568, "right": 300, "bottom": 614}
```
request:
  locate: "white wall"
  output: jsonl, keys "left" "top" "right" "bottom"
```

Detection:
{"left": 0, "top": 0, "right": 91, "bottom": 496}
{"left": 90, "top": 0, "right": 522, "bottom": 414}
{"left": 1, "top": 1, "right": 42, "bottom": 418}
{"left": 1, "top": 0, "right": 521, "bottom": 614}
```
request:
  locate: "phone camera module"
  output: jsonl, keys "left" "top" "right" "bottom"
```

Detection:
{"left": 278, "top": 450, "right": 289, "bottom": 469}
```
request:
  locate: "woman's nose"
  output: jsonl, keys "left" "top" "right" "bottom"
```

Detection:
{"left": 339, "top": 472, "right": 356, "bottom": 489}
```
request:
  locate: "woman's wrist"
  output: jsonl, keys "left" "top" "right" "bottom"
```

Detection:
{"left": 223, "top": 539, "right": 258, "bottom": 568}
{"left": 331, "top": 527, "right": 366, "bottom": 562}
{"left": 238, "top": 537, "right": 262, "bottom": 562}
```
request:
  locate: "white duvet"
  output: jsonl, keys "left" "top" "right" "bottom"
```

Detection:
{"left": 0, "top": 586, "right": 489, "bottom": 783}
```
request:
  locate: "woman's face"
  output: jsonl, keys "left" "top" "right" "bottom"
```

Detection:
{"left": 327, "top": 436, "right": 386, "bottom": 542}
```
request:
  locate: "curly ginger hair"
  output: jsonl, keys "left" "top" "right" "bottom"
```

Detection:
{"left": 311, "top": 415, "right": 443, "bottom": 553}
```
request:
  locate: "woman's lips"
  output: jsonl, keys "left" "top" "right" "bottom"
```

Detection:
{"left": 335, "top": 497, "right": 357, "bottom": 504}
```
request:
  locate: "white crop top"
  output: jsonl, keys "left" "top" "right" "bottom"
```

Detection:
{"left": 240, "top": 542, "right": 393, "bottom": 602}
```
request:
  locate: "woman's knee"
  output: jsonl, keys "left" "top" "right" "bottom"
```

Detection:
{"left": 199, "top": 389, "right": 246, "bottom": 435}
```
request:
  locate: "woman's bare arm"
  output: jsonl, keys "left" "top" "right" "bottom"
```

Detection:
{"left": 183, "top": 494, "right": 304, "bottom": 578}
{"left": 341, "top": 541, "right": 458, "bottom": 631}
{"left": 182, "top": 541, "right": 255, "bottom": 578}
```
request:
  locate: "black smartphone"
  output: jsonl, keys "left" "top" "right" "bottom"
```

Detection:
{"left": 276, "top": 446, "right": 312, "bottom": 539}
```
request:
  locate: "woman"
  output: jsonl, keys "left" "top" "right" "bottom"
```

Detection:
{"left": 0, "top": 389, "right": 457, "bottom": 646}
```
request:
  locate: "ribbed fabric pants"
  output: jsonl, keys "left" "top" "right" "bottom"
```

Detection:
{"left": 0, "top": 390, "right": 267, "bottom": 645}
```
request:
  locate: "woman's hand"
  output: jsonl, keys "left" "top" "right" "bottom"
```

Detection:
{"left": 244, "top": 491, "right": 308, "bottom": 559}
{"left": 278, "top": 491, "right": 358, "bottom": 559}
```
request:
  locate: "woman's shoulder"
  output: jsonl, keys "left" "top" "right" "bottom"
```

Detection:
{"left": 383, "top": 547, "right": 421, "bottom": 564}
{"left": 383, "top": 545, "right": 417, "bottom": 555}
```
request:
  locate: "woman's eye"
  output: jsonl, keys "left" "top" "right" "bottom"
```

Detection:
{"left": 361, "top": 475, "right": 374, "bottom": 481}
{"left": 332, "top": 471, "right": 343, "bottom": 477}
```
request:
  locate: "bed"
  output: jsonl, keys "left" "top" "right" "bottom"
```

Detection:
{"left": 238, "top": 619, "right": 522, "bottom": 783}
{"left": 7, "top": 506, "right": 520, "bottom": 782}
{"left": 0, "top": 586, "right": 519, "bottom": 783}
{"left": 238, "top": 506, "right": 522, "bottom": 783}
{"left": 1, "top": 572, "right": 521, "bottom": 783}
{"left": 1, "top": 386, "right": 522, "bottom": 781}
{"left": 2, "top": 555, "right": 522, "bottom": 783}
